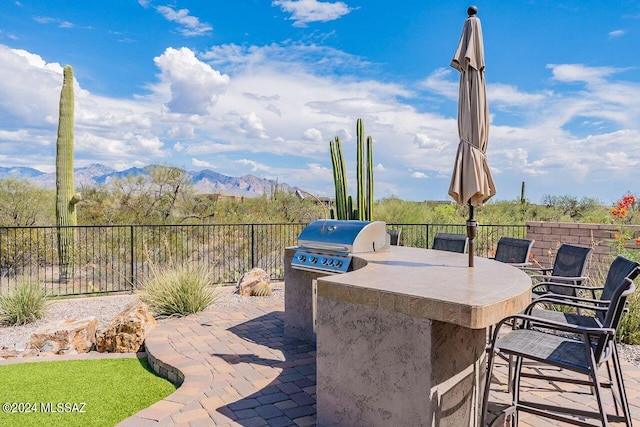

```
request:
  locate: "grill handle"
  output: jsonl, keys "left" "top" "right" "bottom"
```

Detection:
{"left": 301, "top": 243, "right": 349, "bottom": 252}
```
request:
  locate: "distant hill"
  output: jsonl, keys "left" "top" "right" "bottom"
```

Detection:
{"left": 0, "top": 163, "right": 297, "bottom": 198}
{"left": 0, "top": 166, "right": 44, "bottom": 179}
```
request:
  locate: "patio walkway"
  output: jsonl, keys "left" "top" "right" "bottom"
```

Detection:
{"left": 118, "top": 291, "right": 640, "bottom": 426}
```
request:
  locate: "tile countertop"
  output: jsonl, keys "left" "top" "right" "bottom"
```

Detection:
{"left": 316, "top": 246, "right": 532, "bottom": 329}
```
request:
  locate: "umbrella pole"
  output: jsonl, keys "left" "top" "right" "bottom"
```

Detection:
{"left": 467, "top": 203, "right": 477, "bottom": 267}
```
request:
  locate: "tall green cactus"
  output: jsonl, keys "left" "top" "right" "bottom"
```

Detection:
{"left": 56, "top": 65, "right": 82, "bottom": 280}
{"left": 330, "top": 136, "right": 348, "bottom": 219}
{"left": 329, "top": 118, "right": 374, "bottom": 220}
{"left": 356, "top": 118, "right": 365, "bottom": 220}
{"left": 366, "top": 135, "right": 373, "bottom": 221}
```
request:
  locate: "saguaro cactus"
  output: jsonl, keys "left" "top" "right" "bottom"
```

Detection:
{"left": 56, "top": 65, "right": 82, "bottom": 279}
{"left": 329, "top": 118, "right": 374, "bottom": 220}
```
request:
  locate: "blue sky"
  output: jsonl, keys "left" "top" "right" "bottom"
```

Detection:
{"left": 1, "top": 1, "right": 640, "bottom": 204}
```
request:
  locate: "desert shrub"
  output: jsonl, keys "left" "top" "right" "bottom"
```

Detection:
{"left": 138, "top": 263, "right": 220, "bottom": 317}
{"left": 618, "top": 292, "right": 640, "bottom": 344}
{"left": 0, "top": 279, "right": 48, "bottom": 325}
{"left": 601, "top": 193, "right": 640, "bottom": 344}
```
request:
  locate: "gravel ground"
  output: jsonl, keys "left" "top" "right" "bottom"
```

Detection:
{"left": 0, "top": 283, "right": 283, "bottom": 352}
{"left": 1, "top": 282, "right": 639, "bottom": 368}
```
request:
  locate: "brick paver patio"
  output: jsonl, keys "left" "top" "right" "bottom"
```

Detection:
{"left": 119, "top": 286, "right": 640, "bottom": 426}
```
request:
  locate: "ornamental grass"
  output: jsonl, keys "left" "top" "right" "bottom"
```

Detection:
{"left": 0, "top": 279, "right": 48, "bottom": 326}
{"left": 137, "top": 263, "right": 220, "bottom": 318}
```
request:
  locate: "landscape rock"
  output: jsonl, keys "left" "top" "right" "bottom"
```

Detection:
{"left": 95, "top": 302, "right": 157, "bottom": 353}
{"left": 0, "top": 348, "right": 22, "bottom": 359}
{"left": 235, "top": 268, "right": 271, "bottom": 297}
{"left": 0, "top": 346, "right": 40, "bottom": 360}
{"left": 29, "top": 317, "right": 98, "bottom": 354}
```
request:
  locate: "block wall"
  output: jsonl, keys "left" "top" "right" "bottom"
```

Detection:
{"left": 525, "top": 221, "right": 640, "bottom": 277}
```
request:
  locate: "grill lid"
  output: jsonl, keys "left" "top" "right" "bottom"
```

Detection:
{"left": 297, "top": 220, "right": 389, "bottom": 254}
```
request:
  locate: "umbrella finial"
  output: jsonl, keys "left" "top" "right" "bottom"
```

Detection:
{"left": 467, "top": 5, "right": 478, "bottom": 16}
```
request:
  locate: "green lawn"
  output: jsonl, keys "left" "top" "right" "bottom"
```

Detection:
{"left": 0, "top": 357, "right": 177, "bottom": 427}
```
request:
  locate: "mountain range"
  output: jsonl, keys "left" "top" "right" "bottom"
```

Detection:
{"left": 0, "top": 164, "right": 297, "bottom": 198}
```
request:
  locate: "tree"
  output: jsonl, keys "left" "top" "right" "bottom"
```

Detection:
{"left": 92, "top": 165, "right": 195, "bottom": 225}
{"left": 541, "top": 194, "right": 602, "bottom": 220}
{"left": 0, "top": 178, "right": 54, "bottom": 226}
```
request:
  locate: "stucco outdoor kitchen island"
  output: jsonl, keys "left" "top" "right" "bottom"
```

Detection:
{"left": 284, "top": 245, "right": 532, "bottom": 427}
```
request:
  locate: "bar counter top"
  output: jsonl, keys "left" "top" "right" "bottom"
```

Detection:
{"left": 316, "top": 246, "right": 532, "bottom": 329}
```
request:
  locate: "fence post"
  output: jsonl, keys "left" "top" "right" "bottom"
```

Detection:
{"left": 425, "top": 224, "right": 430, "bottom": 249}
{"left": 251, "top": 224, "right": 256, "bottom": 269}
{"left": 130, "top": 225, "right": 135, "bottom": 290}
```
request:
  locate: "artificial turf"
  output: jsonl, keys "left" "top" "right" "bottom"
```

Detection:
{"left": 0, "top": 357, "right": 177, "bottom": 427}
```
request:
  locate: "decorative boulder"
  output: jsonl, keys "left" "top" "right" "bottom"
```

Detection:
{"left": 29, "top": 316, "right": 98, "bottom": 354}
{"left": 235, "top": 268, "right": 270, "bottom": 297}
{"left": 0, "top": 348, "right": 23, "bottom": 360}
{"left": 95, "top": 302, "right": 157, "bottom": 353}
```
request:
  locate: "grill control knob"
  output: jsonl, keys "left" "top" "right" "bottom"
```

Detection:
{"left": 321, "top": 258, "right": 328, "bottom": 265}
{"left": 310, "top": 256, "right": 317, "bottom": 264}
{"left": 335, "top": 260, "right": 343, "bottom": 267}
{"left": 297, "top": 254, "right": 306, "bottom": 262}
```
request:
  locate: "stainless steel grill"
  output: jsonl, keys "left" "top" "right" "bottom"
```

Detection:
{"left": 291, "top": 220, "right": 389, "bottom": 274}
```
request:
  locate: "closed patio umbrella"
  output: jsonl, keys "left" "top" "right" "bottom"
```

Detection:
{"left": 448, "top": 5, "right": 496, "bottom": 267}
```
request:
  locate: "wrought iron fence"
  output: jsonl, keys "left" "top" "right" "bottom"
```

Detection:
{"left": 386, "top": 223, "right": 529, "bottom": 257}
{"left": 0, "top": 222, "right": 526, "bottom": 296}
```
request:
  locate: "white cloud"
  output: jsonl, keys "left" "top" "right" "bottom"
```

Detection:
{"left": 272, "top": 0, "right": 352, "bottom": 27}
{"left": 414, "top": 133, "right": 446, "bottom": 150}
{"left": 604, "top": 152, "right": 634, "bottom": 169}
{"left": 303, "top": 128, "right": 323, "bottom": 141}
{"left": 192, "top": 158, "right": 215, "bottom": 168}
{"left": 0, "top": 46, "right": 63, "bottom": 126}
{"left": 308, "top": 163, "right": 332, "bottom": 178}
{"left": 419, "top": 68, "right": 458, "bottom": 99}
{"left": 202, "top": 42, "right": 373, "bottom": 77}
{"left": 608, "top": 29, "right": 625, "bottom": 38}
{"left": 0, "top": 45, "right": 176, "bottom": 168}
{"left": 240, "top": 112, "right": 268, "bottom": 139}
{"left": 33, "top": 16, "right": 75, "bottom": 29}
{"left": 33, "top": 16, "right": 55, "bottom": 24}
{"left": 503, "top": 148, "right": 547, "bottom": 176}
{"left": 537, "top": 64, "right": 640, "bottom": 130}
{"left": 411, "top": 172, "right": 428, "bottom": 179}
{"left": 488, "top": 83, "right": 547, "bottom": 107}
{"left": 155, "top": 6, "right": 212, "bottom": 36}
{"left": 123, "top": 133, "right": 164, "bottom": 155}
{"left": 422, "top": 68, "right": 548, "bottom": 108}
{"left": 548, "top": 63, "right": 619, "bottom": 84}
{"left": 238, "top": 158, "right": 271, "bottom": 172}
{"left": 153, "top": 47, "right": 230, "bottom": 115}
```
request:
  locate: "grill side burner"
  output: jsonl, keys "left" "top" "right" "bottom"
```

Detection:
{"left": 291, "top": 220, "right": 389, "bottom": 274}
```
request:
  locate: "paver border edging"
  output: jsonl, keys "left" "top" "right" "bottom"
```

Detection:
{"left": 116, "top": 317, "right": 214, "bottom": 426}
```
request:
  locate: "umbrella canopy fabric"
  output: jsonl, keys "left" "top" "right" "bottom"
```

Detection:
{"left": 448, "top": 13, "right": 496, "bottom": 207}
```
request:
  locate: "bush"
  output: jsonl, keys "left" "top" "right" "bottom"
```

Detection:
{"left": 606, "top": 193, "right": 640, "bottom": 344}
{"left": 0, "top": 279, "right": 48, "bottom": 325}
{"left": 618, "top": 292, "right": 640, "bottom": 344}
{"left": 138, "top": 264, "right": 220, "bottom": 317}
